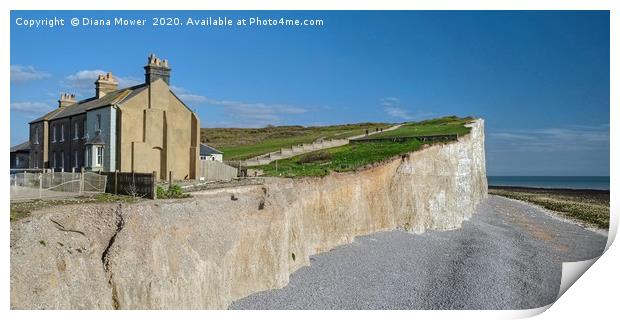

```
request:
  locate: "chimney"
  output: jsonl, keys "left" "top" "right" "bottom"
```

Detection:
{"left": 144, "top": 53, "right": 171, "bottom": 85}
{"left": 58, "top": 93, "right": 76, "bottom": 108}
{"left": 95, "top": 72, "right": 118, "bottom": 98}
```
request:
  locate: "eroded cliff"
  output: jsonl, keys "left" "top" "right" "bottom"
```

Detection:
{"left": 10, "top": 119, "right": 487, "bottom": 309}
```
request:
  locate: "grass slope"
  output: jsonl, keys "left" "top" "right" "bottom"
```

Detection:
{"left": 369, "top": 116, "right": 474, "bottom": 139}
{"left": 201, "top": 123, "right": 390, "bottom": 160}
{"left": 255, "top": 116, "right": 474, "bottom": 177}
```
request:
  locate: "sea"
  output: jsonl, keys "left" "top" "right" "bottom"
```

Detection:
{"left": 487, "top": 176, "right": 610, "bottom": 191}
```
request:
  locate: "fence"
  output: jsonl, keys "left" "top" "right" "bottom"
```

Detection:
{"left": 10, "top": 171, "right": 107, "bottom": 201}
{"left": 101, "top": 171, "right": 157, "bottom": 199}
{"left": 350, "top": 134, "right": 459, "bottom": 144}
{"left": 200, "top": 160, "right": 238, "bottom": 181}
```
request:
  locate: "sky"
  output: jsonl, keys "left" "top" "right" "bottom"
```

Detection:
{"left": 10, "top": 11, "right": 609, "bottom": 176}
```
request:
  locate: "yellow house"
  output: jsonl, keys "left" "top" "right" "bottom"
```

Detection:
{"left": 29, "top": 54, "right": 200, "bottom": 180}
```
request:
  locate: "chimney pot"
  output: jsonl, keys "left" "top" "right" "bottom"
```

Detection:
{"left": 95, "top": 72, "right": 118, "bottom": 98}
{"left": 58, "top": 92, "right": 77, "bottom": 108}
{"left": 144, "top": 53, "right": 171, "bottom": 85}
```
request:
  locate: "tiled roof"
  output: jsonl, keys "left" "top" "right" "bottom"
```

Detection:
{"left": 30, "top": 84, "right": 148, "bottom": 123}
{"left": 10, "top": 141, "right": 30, "bottom": 153}
{"left": 200, "top": 143, "right": 223, "bottom": 155}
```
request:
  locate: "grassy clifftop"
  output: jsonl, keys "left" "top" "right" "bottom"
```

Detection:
{"left": 256, "top": 116, "right": 475, "bottom": 177}
{"left": 201, "top": 123, "right": 389, "bottom": 160}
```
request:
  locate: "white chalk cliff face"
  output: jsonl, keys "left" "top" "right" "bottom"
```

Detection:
{"left": 10, "top": 119, "right": 487, "bottom": 309}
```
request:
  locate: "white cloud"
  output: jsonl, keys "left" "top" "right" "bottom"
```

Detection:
{"left": 11, "top": 65, "right": 50, "bottom": 83}
{"left": 64, "top": 70, "right": 141, "bottom": 94}
{"left": 206, "top": 97, "right": 308, "bottom": 127}
{"left": 170, "top": 86, "right": 207, "bottom": 104}
{"left": 488, "top": 124, "right": 609, "bottom": 153}
{"left": 381, "top": 97, "right": 412, "bottom": 119}
{"left": 381, "top": 97, "right": 434, "bottom": 121}
{"left": 170, "top": 86, "right": 308, "bottom": 127}
{"left": 11, "top": 101, "right": 53, "bottom": 114}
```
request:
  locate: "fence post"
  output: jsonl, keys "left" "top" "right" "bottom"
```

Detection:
{"left": 168, "top": 171, "right": 172, "bottom": 190}
{"left": 39, "top": 173, "right": 42, "bottom": 199}
{"left": 114, "top": 170, "right": 118, "bottom": 194}
{"left": 152, "top": 171, "right": 157, "bottom": 199}
{"left": 79, "top": 167, "right": 84, "bottom": 195}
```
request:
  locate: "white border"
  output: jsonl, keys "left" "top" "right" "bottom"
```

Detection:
{"left": 1, "top": 1, "right": 617, "bottom": 320}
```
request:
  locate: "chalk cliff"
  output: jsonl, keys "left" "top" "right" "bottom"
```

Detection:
{"left": 10, "top": 119, "right": 487, "bottom": 309}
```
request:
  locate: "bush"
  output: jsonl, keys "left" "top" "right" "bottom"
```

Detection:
{"left": 298, "top": 151, "right": 332, "bottom": 164}
{"left": 157, "top": 184, "right": 190, "bottom": 199}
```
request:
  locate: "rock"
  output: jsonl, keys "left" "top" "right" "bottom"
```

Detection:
{"left": 10, "top": 119, "right": 487, "bottom": 309}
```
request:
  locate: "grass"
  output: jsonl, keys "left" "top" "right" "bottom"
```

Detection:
{"left": 367, "top": 115, "right": 475, "bottom": 139}
{"left": 253, "top": 116, "right": 474, "bottom": 178}
{"left": 156, "top": 184, "right": 191, "bottom": 199}
{"left": 201, "top": 123, "right": 390, "bottom": 160}
{"left": 488, "top": 187, "right": 609, "bottom": 229}
{"left": 257, "top": 139, "right": 424, "bottom": 177}
{"left": 10, "top": 193, "right": 141, "bottom": 222}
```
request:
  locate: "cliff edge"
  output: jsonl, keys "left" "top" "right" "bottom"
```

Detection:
{"left": 10, "top": 119, "right": 487, "bottom": 309}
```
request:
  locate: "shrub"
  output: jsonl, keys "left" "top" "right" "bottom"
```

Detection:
{"left": 157, "top": 184, "right": 190, "bottom": 199}
{"left": 298, "top": 151, "right": 332, "bottom": 164}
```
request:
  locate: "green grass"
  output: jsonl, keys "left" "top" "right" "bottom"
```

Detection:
{"left": 257, "top": 139, "right": 424, "bottom": 177}
{"left": 10, "top": 193, "right": 141, "bottom": 222}
{"left": 489, "top": 188, "right": 609, "bottom": 229}
{"left": 252, "top": 115, "right": 474, "bottom": 177}
{"left": 368, "top": 115, "right": 474, "bottom": 139}
{"left": 201, "top": 123, "right": 390, "bottom": 160}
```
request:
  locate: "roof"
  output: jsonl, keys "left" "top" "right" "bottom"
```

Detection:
{"left": 30, "top": 84, "right": 148, "bottom": 123}
{"left": 200, "top": 143, "right": 223, "bottom": 155}
{"left": 85, "top": 130, "right": 106, "bottom": 145}
{"left": 10, "top": 141, "right": 30, "bottom": 153}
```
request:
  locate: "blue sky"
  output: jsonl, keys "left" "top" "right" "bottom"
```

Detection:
{"left": 10, "top": 11, "right": 609, "bottom": 176}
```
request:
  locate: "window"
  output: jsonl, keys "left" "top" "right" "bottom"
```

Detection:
{"left": 96, "top": 114, "right": 101, "bottom": 130}
{"left": 74, "top": 150, "right": 78, "bottom": 168}
{"left": 96, "top": 146, "right": 103, "bottom": 166}
{"left": 60, "top": 151, "right": 64, "bottom": 169}
{"left": 52, "top": 126, "right": 57, "bottom": 142}
{"left": 84, "top": 148, "right": 88, "bottom": 167}
{"left": 33, "top": 127, "right": 39, "bottom": 144}
{"left": 60, "top": 124, "right": 65, "bottom": 142}
{"left": 74, "top": 122, "right": 79, "bottom": 139}
{"left": 15, "top": 157, "right": 20, "bottom": 167}
{"left": 33, "top": 152, "right": 38, "bottom": 168}
{"left": 83, "top": 119, "right": 87, "bottom": 138}
{"left": 53, "top": 151, "right": 57, "bottom": 168}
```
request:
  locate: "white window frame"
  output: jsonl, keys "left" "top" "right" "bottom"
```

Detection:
{"left": 74, "top": 150, "right": 78, "bottom": 168}
{"left": 52, "top": 126, "right": 57, "bottom": 143}
{"left": 74, "top": 122, "right": 79, "bottom": 140}
{"left": 96, "top": 146, "right": 103, "bottom": 167}
{"left": 96, "top": 114, "right": 101, "bottom": 131}
{"left": 53, "top": 151, "right": 57, "bottom": 168}
{"left": 60, "top": 124, "right": 65, "bottom": 142}
{"left": 83, "top": 119, "right": 87, "bottom": 139}
{"left": 33, "top": 127, "right": 40, "bottom": 144}
{"left": 33, "top": 151, "right": 38, "bottom": 168}
{"left": 60, "top": 151, "right": 64, "bottom": 169}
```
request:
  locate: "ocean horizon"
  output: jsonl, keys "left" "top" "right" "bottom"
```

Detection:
{"left": 487, "top": 176, "right": 610, "bottom": 191}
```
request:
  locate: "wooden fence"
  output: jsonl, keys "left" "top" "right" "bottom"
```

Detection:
{"left": 200, "top": 160, "right": 238, "bottom": 181}
{"left": 350, "top": 134, "right": 459, "bottom": 144}
{"left": 101, "top": 171, "right": 157, "bottom": 199}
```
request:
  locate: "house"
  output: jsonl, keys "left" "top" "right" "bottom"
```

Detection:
{"left": 200, "top": 143, "right": 223, "bottom": 162}
{"left": 28, "top": 54, "right": 200, "bottom": 180}
{"left": 10, "top": 141, "right": 30, "bottom": 169}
